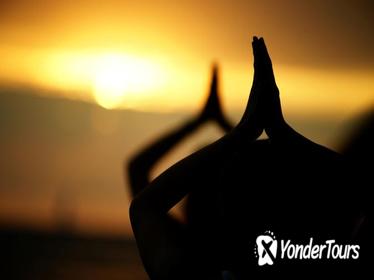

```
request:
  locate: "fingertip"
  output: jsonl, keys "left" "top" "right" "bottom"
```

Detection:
{"left": 251, "top": 38, "right": 257, "bottom": 54}
{"left": 211, "top": 61, "right": 219, "bottom": 72}
{"left": 251, "top": 36, "right": 256, "bottom": 50}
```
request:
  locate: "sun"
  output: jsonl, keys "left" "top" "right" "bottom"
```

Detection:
{"left": 92, "top": 54, "right": 166, "bottom": 109}
{"left": 93, "top": 55, "right": 130, "bottom": 109}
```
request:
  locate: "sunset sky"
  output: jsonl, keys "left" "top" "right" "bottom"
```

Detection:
{"left": 0, "top": 0, "right": 373, "bottom": 236}
{"left": 0, "top": 0, "right": 373, "bottom": 115}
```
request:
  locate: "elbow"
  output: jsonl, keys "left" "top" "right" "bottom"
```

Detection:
{"left": 129, "top": 196, "right": 142, "bottom": 227}
{"left": 127, "top": 157, "right": 137, "bottom": 175}
{"left": 127, "top": 158, "right": 139, "bottom": 184}
{"left": 127, "top": 154, "right": 149, "bottom": 178}
{"left": 126, "top": 157, "right": 150, "bottom": 197}
{"left": 129, "top": 197, "right": 144, "bottom": 239}
{"left": 129, "top": 193, "right": 152, "bottom": 228}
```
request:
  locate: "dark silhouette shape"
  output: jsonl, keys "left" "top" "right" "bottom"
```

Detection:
{"left": 198, "top": 64, "right": 233, "bottom": 132}
{"left": 129, "top": 37, "right": 369, "bottom": 279}
{"left": 127, "top": 64, "right": 233, "bottom": 197}
{"left": 339, "top": 109, "right": 373, "bottom": 260}
{"left": 341, "top": 109, "right": 374, "bottom": 161}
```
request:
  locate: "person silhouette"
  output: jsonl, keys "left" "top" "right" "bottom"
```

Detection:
{"left": 339, "top": 109, "right": 373, "bottom": 260}
{"left": 130, "top": 37, "right": 369, "bottom": 279}
{"left": 126, "top": 64, "right": 233, "bottom": 198}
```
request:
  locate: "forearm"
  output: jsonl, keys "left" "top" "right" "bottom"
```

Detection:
{"left": 130, "top": 130, "right": 244, "bottom": 215}
{"left": 127, "top": 117, "right": 202, "bottom": 196}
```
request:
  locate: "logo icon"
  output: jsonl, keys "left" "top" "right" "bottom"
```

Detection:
{"left": 255, "top": 231, "right": 277, "bottom": 266}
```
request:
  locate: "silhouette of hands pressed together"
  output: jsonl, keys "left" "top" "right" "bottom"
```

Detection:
{"left": 197, "top": 64, "right": 233, "bottom": 131}
{"left": 236, "top": 36, "right": 308, "bottom": 145}
{"left": 236, "top": 36, "right": 287, "bottom": 140}
{"left": 129, "top": 36, "right": 368, "bottom": 279}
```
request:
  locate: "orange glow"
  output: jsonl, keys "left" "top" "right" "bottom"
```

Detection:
{"left": 0, "top": 0, "right": 373, "bottom": 114}
{"left": 0, "top": 46, "right": 373, "bottom": 115}
{"left": 0, "top": 0, "right": 374, "bottom": 236}
{"left": 92, "top": 54, "right": 166, "bottom": 109}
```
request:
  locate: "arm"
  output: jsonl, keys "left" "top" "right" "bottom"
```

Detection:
{"left": 127, "top": 117, "right": 203, "bottom": 197}
{"left": 129, "top": 38, "right": 265, "bottom": 279}
{"left": 127, "top": 64, "right": 233, "bottom": 197}
{"left": 130, "top": 133, "right": 238, "bottom": 279}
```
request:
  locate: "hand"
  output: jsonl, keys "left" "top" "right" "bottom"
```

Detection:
{"left": 197, "top": 64, "right": 233, "bottom": 132}
{"left": 236, "top": 36, "right": 289, "bottom": 139}
{"left": 253, "top": 37, "right": 288, "bottom": 138}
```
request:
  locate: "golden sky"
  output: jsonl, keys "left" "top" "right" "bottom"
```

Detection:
{"left": 0, "top": 0, "right": 373, "bottom": 236}
{"left": 0, "top": 0, "right": 373, "bottom": 114}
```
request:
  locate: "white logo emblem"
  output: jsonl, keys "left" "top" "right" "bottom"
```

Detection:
{"left": 255, "top": 231, "right": 277, "bottom": 266}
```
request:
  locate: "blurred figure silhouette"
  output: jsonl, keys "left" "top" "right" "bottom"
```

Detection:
{"left": 127, "top": 64, "right": 233, "bottom": 198}
{"left": 129, "top": 37, "right": 369, "bottom": 279}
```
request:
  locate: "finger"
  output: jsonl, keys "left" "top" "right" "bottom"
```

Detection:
{"left": 252, "top": 36, "right": 260, "bottom": 85}
{"left": 258, "top": 38, "right": 276, "bottom": 84}
{"left": 252, "top": 36, "right": 260, "bottom": 67}
{"left": 210, "top": 63, "right": 218, "bottom": 96}
{"left": 253, "top": 37, "right": 270, "bottom": 82}
{"left": 258, "top": 37, "right": 272, "bottom": 66}
{"left": 202, "top": 63, "right": 221, "bottom": 121}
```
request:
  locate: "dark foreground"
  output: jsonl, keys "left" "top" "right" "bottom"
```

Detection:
{"left": 0, "top": 228, "right": 148, "bottom": 280}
